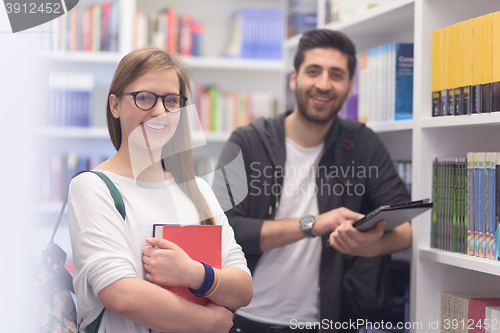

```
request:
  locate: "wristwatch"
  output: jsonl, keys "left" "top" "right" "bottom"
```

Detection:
{"left": 299, "top": 215, "right": 316, "bottom": 238}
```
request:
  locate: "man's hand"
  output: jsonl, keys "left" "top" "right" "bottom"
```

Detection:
{"left": 328, "top": 220, "right": 386, "bottom": 257}
{"left": 142, "top": 237, "right": 205, "bottom": 289}
{"left": 312, "top": 207, "right": 365, "bottom": 237}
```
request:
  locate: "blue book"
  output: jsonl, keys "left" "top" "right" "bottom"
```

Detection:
{"left": 467, "top": 153, "right": 475, "bottom": 255}
{"left": 394, "top": 43, "right": 414, "bottom": 120}
{"left": 477, "top": 153, "right": 486, "bottom": 257}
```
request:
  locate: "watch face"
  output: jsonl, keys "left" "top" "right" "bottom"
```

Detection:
{"left": 301, "top": 215, "right": 315, "bottom": 226}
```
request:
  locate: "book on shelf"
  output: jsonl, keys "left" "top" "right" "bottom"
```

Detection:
{"left": 193, "top": 85, "right": 276, "bottom": 133}
{"left": 132, "top": 7, "right": 203, "bottom": 57}
{"left": 39, "top": 153, "right": 109, "bottom": 205}
{"left": 42, "top": 1, "right": 119, "bottom": 52}
{"left": 152, "top": 224, "right": 221, "bottom": 309}
{"left": 432, "top": 153, "right": 499, "bottom": 261}
{"left": 287, "top": 0, "right": 317, "bottom": 37}
{"left": 432, "top": 11, "right": 500, "bottom": 116}
{"left": 47, "top": 72, "right": 94, "bottom": 127}
{"left": 472, "top": 17, "right": 483, "bottom": 114}
{"left": 440, "top": 292, "right": 500, "bottom": 333}
{"left": 224, "top": 8, "right": 283, "bottom": 60}
{"left": 482, "top": 13, "right": 493, "bottom": 114}
{"left": 356, "top": 43, "right": 413, "bottom": 124}
{"left": 493, "top": 11, "right": 500, "bottom": 113}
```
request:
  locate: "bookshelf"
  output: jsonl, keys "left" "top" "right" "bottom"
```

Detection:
{"left": 37, "top": 0, "right": 286, "bottom": 214}
{"left": 284, "top": 0, "right": 500, "bottom": 331}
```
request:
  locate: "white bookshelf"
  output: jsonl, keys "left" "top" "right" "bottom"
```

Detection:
{"left": 285, "top": 0, "right": 415, "bottom": 52}
{"left": 283, "top": 0, "right": 500, "bottom": 331}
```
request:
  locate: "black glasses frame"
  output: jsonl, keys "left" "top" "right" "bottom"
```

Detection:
{"left": 116, "top": 91, "right": 187, "bottom": 112}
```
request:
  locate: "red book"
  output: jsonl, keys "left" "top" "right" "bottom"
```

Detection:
{"left": 468, "top": 298, "right": 500, "bottom": 333}
{"left": 152, "top": 224, "right": 221, "bottom": 307}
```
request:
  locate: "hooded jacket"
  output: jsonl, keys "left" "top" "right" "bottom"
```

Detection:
{"left": 213, "top": 111, "right": 410, "bottom": 331}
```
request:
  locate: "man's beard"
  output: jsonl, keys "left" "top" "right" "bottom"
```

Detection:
{"left": 295, "top": 84, "right": 349, "bottom": 125}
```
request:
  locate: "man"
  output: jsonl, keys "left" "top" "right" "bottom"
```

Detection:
{"left": 213, "top": 29, "right": 412, "bottom": 333}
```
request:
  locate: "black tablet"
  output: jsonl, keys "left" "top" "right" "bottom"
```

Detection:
{"left": 353, "top": 199, "right": 433, "bottom": 232}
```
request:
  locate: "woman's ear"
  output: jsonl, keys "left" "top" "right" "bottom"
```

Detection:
{"left": 109, "top": 94, "right": 120, "bottom": 118}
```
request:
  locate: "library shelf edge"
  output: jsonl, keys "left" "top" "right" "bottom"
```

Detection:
{"left": 419, "top": 248, "right": 500, "bottom": 277}
{"left": 284, "top": 0, "right": 415, "bottom": 51}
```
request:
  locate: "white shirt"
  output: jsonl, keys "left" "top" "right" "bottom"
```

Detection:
{"left": 237, "top": 138, "right": 324, "bottom": 325}
{"left": 68, "top": 171, "right": 250, "bottom": 333}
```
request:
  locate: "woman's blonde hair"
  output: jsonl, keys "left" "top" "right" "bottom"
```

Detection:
{"left": 107, "top": 48, "right": 215, "bottom": 225}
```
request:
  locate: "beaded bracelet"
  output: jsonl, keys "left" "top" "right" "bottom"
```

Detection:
{"left": 188, "top": 262, "right": 214, "bottom": 297}
{"left": 204, "top": 268, "right": 221, "bottom": 298}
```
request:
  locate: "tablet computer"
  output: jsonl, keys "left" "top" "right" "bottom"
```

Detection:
{"left": 353, "top": 199, "right": 433, "bottom": 232}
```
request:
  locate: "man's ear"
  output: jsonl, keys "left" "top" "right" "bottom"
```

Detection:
{"left": 290, "top": 68, "right": 297, "bottom": 92}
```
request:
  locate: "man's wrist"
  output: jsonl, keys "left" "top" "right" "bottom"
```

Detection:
{"left": 299, "top": 215, "right": 316, "bottom": 238}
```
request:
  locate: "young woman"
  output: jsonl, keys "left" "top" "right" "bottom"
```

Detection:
{"left": 68, "top": 48, "right": 252, "bottom": 333}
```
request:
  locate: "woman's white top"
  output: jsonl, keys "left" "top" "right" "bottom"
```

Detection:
{"left": 68, "top": 170, "right": 250, "bottom": 333}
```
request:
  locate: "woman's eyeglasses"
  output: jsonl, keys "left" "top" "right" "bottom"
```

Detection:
{"left": 116, "top": 91, "right": 187, "bottom": 112}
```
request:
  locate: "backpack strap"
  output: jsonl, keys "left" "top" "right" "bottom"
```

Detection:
{"left": 43, "top": 170, "right": 126, "bottom": 333}
{"left": 43, "top": 170, "right": 126, "bottom": 294}
{"left": 48, "top": 170, "right": 126, "bottom": 248}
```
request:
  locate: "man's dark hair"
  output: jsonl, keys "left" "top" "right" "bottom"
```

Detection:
{"left": 294, "top": 29, "right": 357, "bottom": 80}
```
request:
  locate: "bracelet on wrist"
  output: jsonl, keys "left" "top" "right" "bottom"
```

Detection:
{"left": 204, "top": 268, "right": 221, "bottom": 298}
{"left": 188, "top": 262, "right": 214, "bottom": 297}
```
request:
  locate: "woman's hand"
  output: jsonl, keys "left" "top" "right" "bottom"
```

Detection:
{"left": 142, "top": 237, "right": 205, "bottom": 289}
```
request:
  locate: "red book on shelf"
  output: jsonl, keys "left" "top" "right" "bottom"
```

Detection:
{"left": 152, "top": 224, "right": 221, "bottom": 307}
{"left": 468, "top": 298, "right": 500, "bottom": 333}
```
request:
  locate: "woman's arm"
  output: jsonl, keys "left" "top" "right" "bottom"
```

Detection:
{"left": 143, "top": 237, "right": 252, "bottom": 310}
{"left": 98, "top": 277, "right": 234, "bottom": 333}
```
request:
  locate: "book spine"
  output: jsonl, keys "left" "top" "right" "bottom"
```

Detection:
{"left": 486, "top": 153, "right": 492, "bottom": 259}
{"left": 395, "top": 43, "right": 414, "bottom": 120}
{"left": 496, "top": 155, "right": 500, "bottom": 261}
{"left": 441, "top": 27, "right": 449, "bottom": 116}
{"left": 492, "top": 11, "right": 500, "bottom": 112}
{"left": 463, "top": 19, "right": 474, "bottom": 114}
{"left": 447, "top": 25, "right": 455, "bottom": 116}
{"left": 478, "top": 152, "right": 486, "bottom": 258}
{"left": 472, "top": 17, "right": 483, "bottom": 114}
{"left": 454, "top": 22, "right": 464, "bottom": 115}
{"left": 432, "top": 29, "right": 442, "bottom": 116}
{"left": 468, "top": 152, "right": 475, "bottom": 255}
{"left": 482, "top": 13, "right": 493, "bottom": 113}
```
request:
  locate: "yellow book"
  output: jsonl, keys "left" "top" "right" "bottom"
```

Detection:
{"left": 432, "top": 29, "right": 442, "bottom": 116}
{"left": 447, "top": 24, "right": 455, "bottom": 116}
{"left": 454, "top": 22, "right": 464, "bottom": 115}
{"left": 482, "top": 13, "right": 493, "bottom": 113}
{"left": 462, "top": 19, "right": 474, "bottom": 114}
{"left": 472, "top": 17, "right": 482, "bottom": 113}
{"left": 440, "top": 27, "right": 449, "bottom": 116}
{"left": 493, "top": 11, "right": 500, "bottom": 112}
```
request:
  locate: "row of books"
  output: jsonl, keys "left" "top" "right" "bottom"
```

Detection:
{"left": 430, "top": 153, "right": 499, "bottom": 261}
{"left": 432, "top": 11, "right": 500, "bottom": 117}
{"left": 40, "top": 153, "right": 109, "bottom": 204}
{"left": 133, "top": 8, "right": 204, "bottom": 56}
{"left": 440, "top": 292, "right": 500, "bottom": 333}
{"left": 44, "top": 1, "right": 120, "bottom": 52}
{"left": 394, "top": 160, "right": 412, "bottom": 196}
{"left": 224, "top": 8, "right": 283, "bottom": 60}
{"left": 325, "top": 0, "right": 394, "bottom": 25}
{"left": 194, "top": 85, "right": 277, "bottom": 133}
{"left": 46, "top": 72, "right": 94, "bottom": 127}
{"left": 287, "top": 0, "right": 317, "bottom": 38}
{"left": 357, "top": 43, "right": 414, "bottom": 124}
